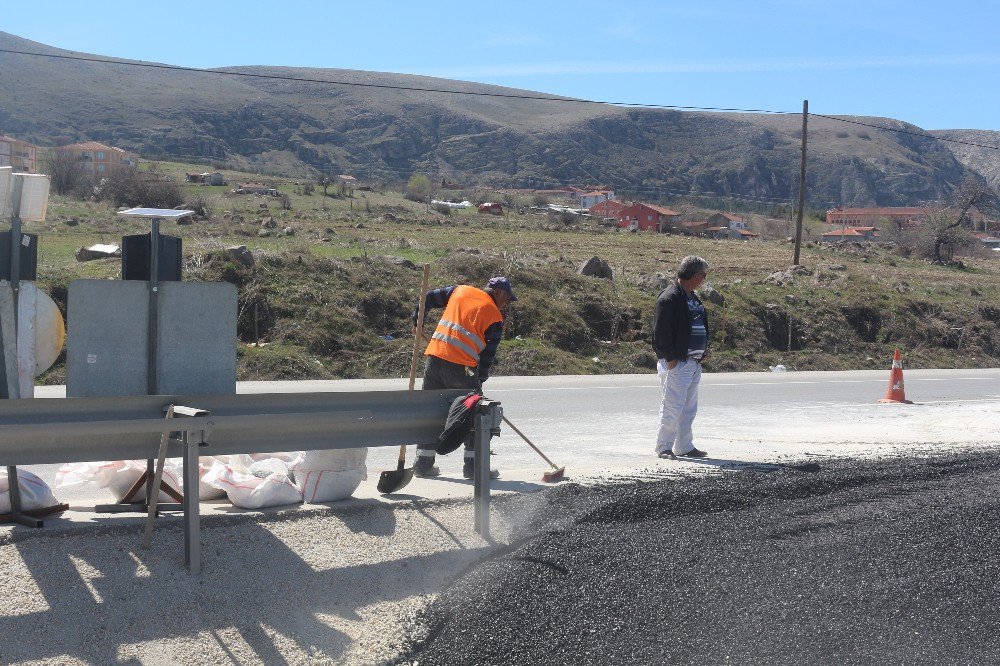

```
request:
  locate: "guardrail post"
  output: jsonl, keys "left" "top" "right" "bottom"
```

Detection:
{"left": 473, "top": 399, "right": 502, "bottom": 538}
{"left": 182, "top": 429, "right": 203, "bottom": 574}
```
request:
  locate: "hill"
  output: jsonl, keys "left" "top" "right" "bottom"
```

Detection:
{"left": 0, "top": 31, "right": 986, "bottom": 207}
{"left": 930, "top": 129, "right": 1000, "bottom": 193}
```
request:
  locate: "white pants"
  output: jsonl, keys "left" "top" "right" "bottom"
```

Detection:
{"left": 655, "top": 358, "right": 701, "bottom": 455}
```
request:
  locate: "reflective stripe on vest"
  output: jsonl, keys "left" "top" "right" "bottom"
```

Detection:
{"left": 425, "top": 285, "right": 503, "bottom": 367}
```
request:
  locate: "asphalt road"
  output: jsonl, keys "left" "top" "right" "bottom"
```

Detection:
{"left": 25, "top": 368, "right": 1000, "bottom": 505}
{"left": 392, "top": 451, "right": 1000, "bottom": 665}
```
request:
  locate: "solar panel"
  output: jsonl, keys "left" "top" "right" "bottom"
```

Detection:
{"left": 117, "top": 207, "right": 195, "bottom": 219}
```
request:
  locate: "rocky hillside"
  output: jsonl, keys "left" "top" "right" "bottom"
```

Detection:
{"left": 0, "top": 31, "right": 988, "bottom": 206}
{"left": 931, "top": 129, "right": 1000, "bottom": 193}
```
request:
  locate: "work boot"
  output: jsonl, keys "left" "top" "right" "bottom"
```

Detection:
{"left": 463, "top": 462, "right": 500, "bottom": 480}
{"left": 413, "top": 456, "right": 441, "bottom": 478}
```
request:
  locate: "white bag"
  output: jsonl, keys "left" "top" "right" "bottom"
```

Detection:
{"left": 0, "top": 469, "right": 60, "bottom": 513}
{"left": 290, "top": 448, "right": 367, "bottom": 503}
{"left": 202, "top": 459, "right": 302, "bottom": 510}
{"left": 56, "top": 460, "right": 182, "bottom": 502}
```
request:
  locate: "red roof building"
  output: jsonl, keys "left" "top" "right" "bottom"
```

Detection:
{"left": 589, "top": 200, "right": 628, "bottom": 216}
{"left": 617, "top": 203, "right": 682, "bottom": 232}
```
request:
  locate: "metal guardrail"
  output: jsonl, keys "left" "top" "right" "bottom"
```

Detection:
{"left": 0, "top": 389, "right": 503, "bottom": 573}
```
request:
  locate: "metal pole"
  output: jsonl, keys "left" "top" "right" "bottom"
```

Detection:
{"left": 473, "top": 400, "right": 501, "bottom": 538}
{"left": 793, "top": 100, "right": 808, "bottom": 266}
{"left": 147, "top": 218, "right": 160, "bottom": 395}
{"left": 183, "top": 430, "right": 201, "bottom": 574}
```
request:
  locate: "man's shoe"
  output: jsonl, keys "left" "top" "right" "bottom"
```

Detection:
{"left": 676, "top": 447, "right": 708, "bottom": 458}
{"left": 657, "top": 450, "right": 676, "bottom": 459}
{"left": 463, "top": 464, "right": 500, "bottom": 480}
{"left": 413, "top": 458, "right": 441, "bottom": 478}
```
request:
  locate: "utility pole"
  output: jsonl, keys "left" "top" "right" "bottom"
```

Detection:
{"left": 793, "top": 99, "right": 808, "bottom": 265}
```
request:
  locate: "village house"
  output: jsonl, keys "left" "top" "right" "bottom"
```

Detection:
{"left": 616, "top": 203, "right": 681, "bottom": 232}
{"left": 588, "top": 199, "right": 627, "bottom": 217}
{"left": 56, "top": 141, "right": 137, "bottom": 177}
{"left": 477, "top": 202, "right": 503, "bottom": 215}
{"left": 707, "top": 212, "right": 749, "bottom": 230}
{"left": 0, "top": 133, "right": 38, "bottom": 173}
{"left": 820, "top": 226, "right": 879, "bottom": 242}
{"left": 186, "top": 172, "right": 227, "bottom": 185}
{"left": 826, "top": 206, "right": 931, "bottom": 229}
{"left": 700, "top": 212, "right": 758, "bottom": 239}
{"left": 576, "top": 189, "right": 615, "bottom": 209}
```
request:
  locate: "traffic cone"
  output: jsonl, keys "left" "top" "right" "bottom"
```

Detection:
{"left": 878, "top": 349, "right": 913, "bottom": 404}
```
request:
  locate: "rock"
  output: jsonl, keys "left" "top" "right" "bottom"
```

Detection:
{"left": 765, "top": 270, "right": 793, "bottom": 286}
{"left": 578, "top": 256, "right": 614, "bottom": 280}
{"left": 324, "top": 227, "right": 336, "bottom": 234}
{"left": 64, "top": 217, "right": 79, "bottom": 227}
{"left": 257, "top": 229, "right": 270, "bottom": 237}
{"left": 380, "top": 255, "right": 417, "bottom": 269}
{"left": 895, "top": 282, "right": 911, "bottom": 294}
{"left": 225, "top": 245, "right": 255, "bottom": 268}
{"left": 260, "top": 216, "right": 277, "bottom": 229}
{"left": 817, "top": 263, "right": 846, "bottom": 271}
{"left": 75, "top": 244, "right": 120, "bottom": 262}
{"left": 765, "top": 303, "right": 780, "bottom": 310}
{"left": 259, "top": 202, "right": 269, "bottom": 209}
{"left": 380, "top": 213, "right": 396, "bottom": 222}
{"left": 785, "top": 294, "right": 798, "bottom": 304}
{"left": 788, "top": 264, "right": 813, "bottom": 276}
{"left": 635, "top": 272, "right": 671, "bottom": 292}
{"left": 176, "top": 216, "right": 192, "bottom": 226}
{"left": 701, "top": 284, "right": 725, "bottom": 306}
{"left": 283, "top": 226, "right": 294, "bottom": 236}
{"left": 356, "top": 223, "right": 366, "bottom": 229}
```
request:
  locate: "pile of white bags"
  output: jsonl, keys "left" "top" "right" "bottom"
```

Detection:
{"left": 1, "top": 468, "right": 61, "bottom": 513}
{"left": 56, "top": 459, "right": 184, "bottom": 502}
{"left": 290, "top": 448, "right": 367, "bottom": 503}
{"left": 201, "top": 454, "right": 302, "bottom": 510}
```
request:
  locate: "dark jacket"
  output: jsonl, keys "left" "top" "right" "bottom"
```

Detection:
{"left": 652, "top": 282, "right": 710, "bottom": 362}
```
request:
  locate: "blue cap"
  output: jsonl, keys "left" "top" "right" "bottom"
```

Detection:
{"left": 487, "top": 276, "right": 518, "bottom": 301}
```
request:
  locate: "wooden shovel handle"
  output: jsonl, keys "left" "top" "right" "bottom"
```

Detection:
{"left": 397, "top": 264, "right": 431, "bottom": 467}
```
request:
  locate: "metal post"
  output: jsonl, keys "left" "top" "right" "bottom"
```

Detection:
{"left": 147, "top": 217, "right": 160, "bottom": 395}
{"left": 182, "top": 430, "right": 201, "bottom": 575}
{"left": 473, "top": 399, "right": 501, "bottom": 538}
{"left": 793, "top": 100, "right": 808, "bottom": 266}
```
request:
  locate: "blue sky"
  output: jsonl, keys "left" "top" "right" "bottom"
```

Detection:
{"left": 5, "top": 0, "right": 999, "bottom": 130}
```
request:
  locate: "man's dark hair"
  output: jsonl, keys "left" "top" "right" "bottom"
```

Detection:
{"left": 678, "top": 255, "right": 709, "bottom": 280}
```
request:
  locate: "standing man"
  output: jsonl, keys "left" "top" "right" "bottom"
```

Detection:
{"left": 652, "top": 256, "right": 711, "bottom": 459}
{"left": 411, "top": 276, "right": 517, "bottom": 478}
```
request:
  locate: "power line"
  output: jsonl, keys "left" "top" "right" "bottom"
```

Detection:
{"left": 810, "top": 113, "right": 1000, "bottom": 151}
{"left": 0, "top": 48, "right": 792, "bottom": 115}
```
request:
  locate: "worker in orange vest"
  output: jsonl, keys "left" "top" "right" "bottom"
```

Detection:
{"left": 411, "top": 276, "right": 517, "bottom": 478}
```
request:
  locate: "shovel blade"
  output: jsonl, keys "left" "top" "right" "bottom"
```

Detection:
{"left": 377, "top": 468, "right": 414, "bottom": 494}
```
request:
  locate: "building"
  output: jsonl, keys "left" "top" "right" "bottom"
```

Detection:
{"left": 973, "top": 233, "right": 1000, "bottom": 249}
{"left": 186, "top": 172, "right": 227, "bottom": 185}
{"left": 0, "top": 134, "right": 38, "bottom": 172}
{"left": 576, "top": 189, "right": 615, "bottom": 209}
{"left": 826, "top": 206, "right": 931, "bottom": 228}
{"left": 477, "top": 202, "right": 503, "bottom": 215}
{"left": 820, "top": 226, "right": 879, "bottom": 242}
{"left": 616, "top": 203, "right": 682, "bottom": 232}
{"left": 56, "top": 141, "right": 137, "bottom": 177}
{"left": 707, "top": 212, "right": 749, "bottom": 230}
{"left": 589, "top": 199, "right": 627, "bottom": 217}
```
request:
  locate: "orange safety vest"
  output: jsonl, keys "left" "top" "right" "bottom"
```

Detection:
{"left": 425, "top": 285, "right": 503, "bottom": 367}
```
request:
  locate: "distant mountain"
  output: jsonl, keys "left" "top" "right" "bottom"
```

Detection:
{"left": 930, "top": 129, "right": 1000, "bottom": 193}
{"left": 0, "top": 31, "right": 988, "bottom": 206}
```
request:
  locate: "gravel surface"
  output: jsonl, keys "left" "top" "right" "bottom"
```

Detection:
{"left": 392, "top": 451, "right": 1000, "bottom": 665}
{"left": 0, "top": 497, "right": 531, "bottom": 665}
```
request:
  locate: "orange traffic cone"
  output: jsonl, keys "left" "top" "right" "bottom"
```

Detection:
{"left": 878, "top": 349, "right": 913, "bottom": 404}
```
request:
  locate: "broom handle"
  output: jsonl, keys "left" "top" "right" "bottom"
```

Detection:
{"left": 501, "top": 415, "right": 559, "bottom": 470}
{"left": 397, "top": 264, "right": 431, "bottom": 470}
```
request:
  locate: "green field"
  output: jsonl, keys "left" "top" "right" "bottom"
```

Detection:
{"left": 30, "top": 160, "right": 1000, "bottom": 383}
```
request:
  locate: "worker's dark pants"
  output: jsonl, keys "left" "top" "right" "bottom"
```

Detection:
{"left": 417, "top": 355, "right": 478, "bottom": 461}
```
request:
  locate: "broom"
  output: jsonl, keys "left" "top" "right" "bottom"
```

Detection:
{"left": 501, "top": 415, "right": 566, "bottom": 483}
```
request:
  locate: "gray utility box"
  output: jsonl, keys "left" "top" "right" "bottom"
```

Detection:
{"left": 66, "top": 280, "right": 237, "bottom": 397}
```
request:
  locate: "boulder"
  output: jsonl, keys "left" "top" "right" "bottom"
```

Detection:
{"left": 225, "top": 245, "right": 255, "bottom": 268}
{"left": 578, "top": 256, "right": 614, "bottom": 280}
{"left": 260, "top": 216, "right": 277, "bottom": 229}
{"left": 380, "top": 255, "right": 417, "bottom": 269}
{"left": 635, "top": 272, "right": 670, "bottom": 292}
{"left": 700, "top": 284, "right": 725, "bottom": 306}
{"left": 283, "top": 226, "right": 295, "bottom": 236}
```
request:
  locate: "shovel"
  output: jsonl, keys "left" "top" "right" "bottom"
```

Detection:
{"left": 377, "top": 264, "right": 430, "bottom": 494}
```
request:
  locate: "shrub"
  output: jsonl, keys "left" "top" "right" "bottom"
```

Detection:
{"left": 95, "top": 165, "right": 183, "bottom": 208}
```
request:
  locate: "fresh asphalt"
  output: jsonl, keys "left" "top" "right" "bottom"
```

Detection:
{"left": 392, "top": 451, "right": 1000, "bottom": 665}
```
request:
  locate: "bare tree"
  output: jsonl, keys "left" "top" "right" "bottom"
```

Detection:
{"left": 930, "top": 178, "right": 997, "bottom": 263}
{"left": 42, "top": 149, "right": 86, "bottom": 195}
{"left": 317, "top": 174, "right": 332, "bottom": 197}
